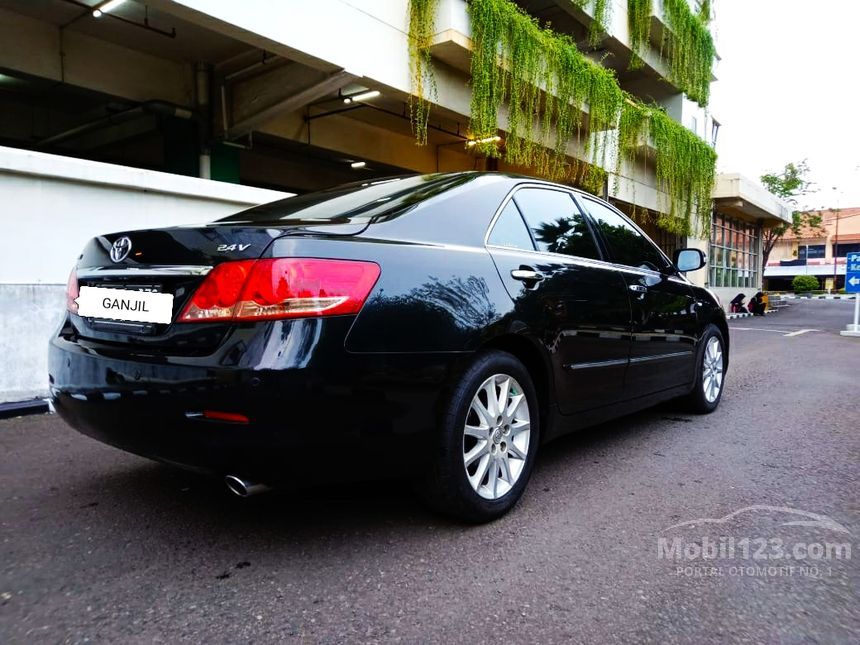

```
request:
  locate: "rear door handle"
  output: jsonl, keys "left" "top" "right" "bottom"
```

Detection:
{"left": 628, "top": 284, "right": 648, "bottom": 293}
{"left": 511, "top": 269, "right": 545, "bottom": 282}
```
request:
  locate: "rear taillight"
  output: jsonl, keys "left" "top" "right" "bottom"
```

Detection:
{"left": 66, "top": 267, "right": 79, "bottom": 314}
{"left": 179, "top": 258, "right": 380, "bottom": 323}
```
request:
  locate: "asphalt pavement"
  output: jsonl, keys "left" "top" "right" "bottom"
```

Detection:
{"left": 1, "top": 300, "right": 858, "bottom": 644}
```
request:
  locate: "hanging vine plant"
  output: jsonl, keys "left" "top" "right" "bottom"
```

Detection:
{"left": 468, "top": 0, "right": 623, "bottom": 185}
{"left": 626, "top": 0, "right": 652, "bottom": 70}
{"left": 406, "top": 0, "right": 717, "bottom": 234}
{"left": 627, "top": 0, "right": 715, "bottom": 106}
{"left": 617, "top": 100, "right": 716, "bottom": 235}
{"left": 569, "top": 0, "right": 613, "bottom": 46}
{"left": 661, "top": 0, "right": 715, "bottom": 106}
{"left": 407, "top": 0, "right": 438, "bottom": 145}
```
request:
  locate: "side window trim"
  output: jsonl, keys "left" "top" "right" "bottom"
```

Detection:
{"left": 511, "top": 186, "right": 606, "bottom": 263}
{"left": 485, "top": 193, "right": 537, "bottom": 252}
{"left": 575, "top": 194, "right": 674, "bottom": 273}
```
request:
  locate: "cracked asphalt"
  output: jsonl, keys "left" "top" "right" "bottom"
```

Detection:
{"left": 1, "top": 300, "right": 858, "bottom": 643}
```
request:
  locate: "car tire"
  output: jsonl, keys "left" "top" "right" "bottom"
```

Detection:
{"left": 418, "top": 350, "right": 540, "bottom": 523}
{"left": 682, "top": 324, "right": 726, "bottom": 414}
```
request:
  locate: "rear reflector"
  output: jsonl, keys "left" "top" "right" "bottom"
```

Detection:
{"left": 202, "top": 410, "right": 250, "bottom": 424}
{"left": 178, "top": 258, "right": 380, "bottom": 323}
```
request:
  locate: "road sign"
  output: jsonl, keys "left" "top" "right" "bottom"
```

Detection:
{"left": 848, "top": 252, "right": 860, "bottom": 293}
{"left": 842, "top": 252, "right": 860, "bottom": 337}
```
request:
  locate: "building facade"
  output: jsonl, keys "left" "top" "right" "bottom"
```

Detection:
{"left": 765, "top": 207, "right": 860, "bottom": 291}
{"left": 0, "top": 0, "right": 787, "bottom": 402}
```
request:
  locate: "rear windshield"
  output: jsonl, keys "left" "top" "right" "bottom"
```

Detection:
{"left": 219, "top": 174, "right": 478, "bottom": 225}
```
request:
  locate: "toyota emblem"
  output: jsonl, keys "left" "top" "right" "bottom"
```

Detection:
{"left": 110, "top": 236, "right": 132, "bottom": 263}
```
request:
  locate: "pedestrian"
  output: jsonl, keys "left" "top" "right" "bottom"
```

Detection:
{"left": 729, "top": 293, "right": 747, "bottom": 314}
{"left": 749, "top": 292, "right": 766, "bottom": 316}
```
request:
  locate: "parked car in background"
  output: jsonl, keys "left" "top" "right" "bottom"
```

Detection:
{"left": 49, "top": 172, "right": 728, "bottom": 521}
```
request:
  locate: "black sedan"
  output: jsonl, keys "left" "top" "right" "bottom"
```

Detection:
{"left": 49, "top": 172, "right": 728, "bottom": 521}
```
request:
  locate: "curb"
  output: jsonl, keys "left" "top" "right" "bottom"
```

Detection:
{"left": 775, "top": 294, "right": 857, "bottom": 301}
{"left": 0, "top": 399, "right": 50, "bottom": 420}
{"left": 726, "top": 310, "right": 774, "bottom": 321}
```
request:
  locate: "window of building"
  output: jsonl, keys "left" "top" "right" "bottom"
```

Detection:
{"left": 798, "top": 244, "right": 826, "bottom": 261}
{"left": 710, "top": 119, "right": 721, "bottom": 147}
{"left": 709, "top": 213, "right": 760, "bottom": 288}
{"left": 835, "top": 242, "right": 860, "bottom": 257}
{"left": 487, "top": 201, "right": 535, "bottom": 252}
{"left": 512, "top": 188, "right": 600, "bottom": 260}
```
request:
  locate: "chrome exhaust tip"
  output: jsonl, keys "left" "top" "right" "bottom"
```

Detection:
{"left": 224, "top": 475, "right": 271, "bottom": 498}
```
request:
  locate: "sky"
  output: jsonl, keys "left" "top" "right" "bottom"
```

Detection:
{"left": 709, "top": 0, "right": 860, "bottom": 210}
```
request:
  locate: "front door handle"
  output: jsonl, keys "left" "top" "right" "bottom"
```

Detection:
{"left": 629, "top": 284, "right": 648, "bottom": 293}
{"left": 511, "top": 268, "right": 545, "bottom": 282}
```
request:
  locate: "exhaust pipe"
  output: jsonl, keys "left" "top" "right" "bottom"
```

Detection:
{"left": 224, "top": 475, "right": 271, "bottom": 498}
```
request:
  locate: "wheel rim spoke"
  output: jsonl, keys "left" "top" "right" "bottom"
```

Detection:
{"left": 487, "top": 459, "right": 499, "bottom": 497}
{"left": 505, "top": 393, "right": 524, "bottom": 421}
{"left": 469, "top": 454, "right": 491, "bottom": 490}
{"left": 510, "top": 420, "right": 530, "bottom": 437}
{"left": 464, "top": 423, "right": 487, "bottom": 439}
{"left": 464, "top": 440, "right": 489, "bottom": 467}
{"left": 499, "top": 454, "right": 513, "bottom": 483}
{"left": 507, "top": 442, "right": 527, "bottom": 460}
{"left": 470, "top": 399, "right": 495, "bottom": 429}
{"left": 483, "top": 380, "right": 500, "bottom": 418}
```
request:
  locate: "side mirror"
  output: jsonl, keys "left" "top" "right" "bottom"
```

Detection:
{"left": 673, "top": 248, "right": 706, "bottom": 272}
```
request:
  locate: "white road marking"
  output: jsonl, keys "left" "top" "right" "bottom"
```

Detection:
{"left": 731, "top": 326, "right": 820, "bottom": 337}
{"left": 782, "top": 329, "right": 820, "bottom": 337}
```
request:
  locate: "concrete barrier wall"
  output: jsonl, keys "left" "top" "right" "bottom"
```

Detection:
{"left": 0, "top": 146, "right": 290, "bottom": 403}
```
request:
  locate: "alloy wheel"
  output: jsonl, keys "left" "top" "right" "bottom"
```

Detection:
{"left": 462, "top": 374, "right": 531, "bottom": 500}
{"left": 702, "top": 336, "right": 724, "bottom": 403}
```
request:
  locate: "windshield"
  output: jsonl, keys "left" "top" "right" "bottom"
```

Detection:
{"left": 219, "top": 174, "right": 478, "bottom": 225}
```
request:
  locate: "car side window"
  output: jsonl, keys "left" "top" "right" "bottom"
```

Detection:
{"left": 487, "top": 200, "right": 535, "bottom": 251}
{"left": 513, "top": 188, "right": 600, "bottom": 260}
{"left": 581, "top": 198, "right": 668, "bottom": 272}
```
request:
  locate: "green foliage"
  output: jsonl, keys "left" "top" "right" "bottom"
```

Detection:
{"left": 618, "top": 101, "right": 716, "bottom": 235}
{"left": 407, "top": 0, "right": 438, "bottom": 145}
{"left": 568, "top": 0, "right": 613, "bottom": 46}
{"left": 407, "top": 0, "right": 717, "bottom": 233}
{"left": 626, "top": 0, "right": 652, "bottom": 70}
{"left": 792, "top": 274, "right": 820, "bottom": 293}
{"left": 760, "top": 161, "right": 823, "bottom": 267}
{"left": 760, "top": 160, "right": 813, "bottom": 203}
{"left": 661, "top": 0, "right": 716, "bottom": 106}
{"left": 627, "top": 0, "right": 715, "bottom": 106}
{"left": 468, "top": 0, "right": 624, "bottom": 185}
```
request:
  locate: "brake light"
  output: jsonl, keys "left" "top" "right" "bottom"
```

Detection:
{"left": 66, "top": 267, "right": 79, "bottom": 314}
{"left": 179, "top": 258, "right": 380, "bottom": 322}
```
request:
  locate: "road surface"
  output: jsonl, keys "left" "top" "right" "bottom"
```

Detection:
{"left": 1, "top": 300, "right": 858, "bottom": 643}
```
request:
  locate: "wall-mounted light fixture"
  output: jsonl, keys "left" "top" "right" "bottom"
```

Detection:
{"left": 93, "top": 0, "right": 128, "bottom": 18}
{"left": 343, "top": 90, "right": 381, "bottom": 104}
{"left": 466, "top": 135, "right": 502, "bottom": 147}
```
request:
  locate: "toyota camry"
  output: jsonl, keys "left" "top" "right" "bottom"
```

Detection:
{"left": 49, "top": 172, "right": 728, "bottom": 522}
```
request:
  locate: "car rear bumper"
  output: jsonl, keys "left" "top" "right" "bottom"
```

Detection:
{"left": 48, "top": 321, "right": 467, "bottom": 485}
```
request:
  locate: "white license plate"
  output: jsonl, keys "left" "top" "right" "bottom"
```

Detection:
{"left": 77, "top": 286, "right": 174, "bottom": 324}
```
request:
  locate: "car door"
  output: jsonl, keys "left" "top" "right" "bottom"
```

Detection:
{"left": 577, "top": 196, "right": 698, "bottom": 397}
{"left": 486, "top": 186, "right": 631, "bottom": 414}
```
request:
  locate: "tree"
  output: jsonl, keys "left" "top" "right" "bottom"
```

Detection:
{"left": 759, "top": 161, "right": 824, "bottom": 268}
